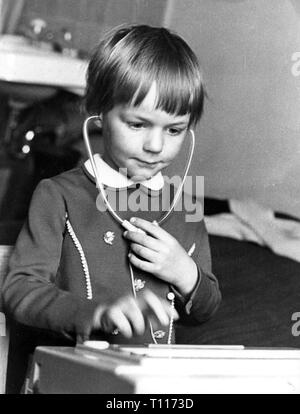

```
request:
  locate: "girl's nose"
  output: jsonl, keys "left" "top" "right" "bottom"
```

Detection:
{"left": 143, "top": 128, "right": 164, "bottom": 153}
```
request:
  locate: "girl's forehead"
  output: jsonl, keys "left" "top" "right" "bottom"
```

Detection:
{"left": 127, "top": 82, "right": 190, "bottom": 123}
{"left": 135, "top": 82, "right": 157, "bottom": 110}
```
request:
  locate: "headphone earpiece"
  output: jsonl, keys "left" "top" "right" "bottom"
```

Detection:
{"left": 94, "top": 115, "right": 102, "bottom": 128}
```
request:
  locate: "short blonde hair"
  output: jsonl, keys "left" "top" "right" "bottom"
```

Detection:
{"left": 85, "top": 25, "right": 205, "bottom": 127}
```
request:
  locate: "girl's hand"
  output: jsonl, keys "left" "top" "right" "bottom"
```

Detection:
{"left": 123, "top": 217, "right": 198, "bottom": 296}
{"left": 96, "top": 289, "right": 178, "bottom": 338}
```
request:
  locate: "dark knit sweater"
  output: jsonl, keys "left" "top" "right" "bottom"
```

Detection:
{"left": 2, "top": 165, "right": 221, "bottom": 345}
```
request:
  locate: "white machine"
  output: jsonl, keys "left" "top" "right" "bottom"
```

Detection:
{"left": 28, "top": 343, "right": 300, "bottom": 394}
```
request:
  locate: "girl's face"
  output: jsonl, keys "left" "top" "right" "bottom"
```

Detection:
{"left": 101, "top": 84, "right": 190, "bottom": 182}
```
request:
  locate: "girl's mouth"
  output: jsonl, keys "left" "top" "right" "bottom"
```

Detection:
{"left": 135, "top": 159, "right": 160, "bottom": 167}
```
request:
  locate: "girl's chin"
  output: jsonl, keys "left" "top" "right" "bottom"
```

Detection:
{"left": 129, "top": 172, "right": 154, "bottom": 182}
{"left": 127, "top": 166, "right": 161, "bottom": 182}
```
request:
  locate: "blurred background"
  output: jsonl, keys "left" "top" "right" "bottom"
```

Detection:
{"left": 0, "top": 0, "right": 299, "bottom": 236}
{"left": 166, "top": 0, "right": 300, "bottom": 221}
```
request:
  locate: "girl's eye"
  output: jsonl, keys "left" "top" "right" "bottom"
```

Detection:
{"left": 168, "top": 128, "right": 184, "bottom": 136}
{"left": 127, "top": 122, "right": 145, "bottom": 130}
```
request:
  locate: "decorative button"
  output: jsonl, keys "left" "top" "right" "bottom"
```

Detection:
{"left": 103, "top": 231, "right": 115, "bottom": 245}
{"left": 167, "top": 292, "right": 175, "bottom": 301}
{"left": 153, "top": 330, "right": 165, "bottom": 339}
{"left": 134, "top": 278, "right": 145, "bottom": 292}
{"left": 111, "top": 329, "right": 119, "bottom": 335}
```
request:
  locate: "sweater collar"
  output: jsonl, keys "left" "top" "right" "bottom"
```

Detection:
{"left": 84, "top": 153, "right": 165, "bottom": 190}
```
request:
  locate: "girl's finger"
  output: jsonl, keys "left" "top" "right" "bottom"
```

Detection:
{"left": 123, "top": 230, "right": 162, "bottom": 252}
{"left": 145, "top": 290, "right": 179, "bottom": 322}
{"left": 139, "top": 290, "right": 179, "bottom": 326}
{"left": 119, "top": 297, "right": 146, "bottom": 336}
{"left": 128, "top": 252, "right": 156, "bottom": 273}
{"left": 102, "top": 307, "right": 133, "bottom": 338}
{"left": 129, "top": 243, "right": 160, "bottom": 262}
{"left": 129, "top": 217, "right": 169, "bottom": 241}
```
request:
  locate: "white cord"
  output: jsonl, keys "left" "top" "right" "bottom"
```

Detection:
{"left": 128, "top": 262, "right": 159, "bottom": 343}
{"left": 83, "top": 116, "right": 123, "bottom": 225}
{"left": 129, "top": 260, "right": 174, "bottom": 344}
{"left": 159, "top": 129, "right": 195, "bottom": 225}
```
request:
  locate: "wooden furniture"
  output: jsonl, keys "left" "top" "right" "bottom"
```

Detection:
{"left": 0, "top": 245, "right": 13, "bottom": 394}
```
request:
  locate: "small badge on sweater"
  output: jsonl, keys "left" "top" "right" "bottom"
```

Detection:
{"left": 153, "top": 330, "right": 166, "bottom": 339}
{"left": 103, "top": 231, "right": 115, "bottom": 245}
{"left": 134, "top": 279, "right": 145, "bottom": 292}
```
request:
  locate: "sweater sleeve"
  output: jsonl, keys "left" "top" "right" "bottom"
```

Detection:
{"left": 2, "top": 179, "right": 100, "bottom": 341}
{"left": 173, "top": 218, "right": 221, "bottom": 325}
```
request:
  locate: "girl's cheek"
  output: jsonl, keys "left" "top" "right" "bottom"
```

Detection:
{"left": 169, "top": 141, "right": 184, "bottom": 157}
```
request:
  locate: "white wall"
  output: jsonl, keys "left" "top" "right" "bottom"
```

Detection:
{"left": 165, "top": 0, "right": 300, "bottom": 218}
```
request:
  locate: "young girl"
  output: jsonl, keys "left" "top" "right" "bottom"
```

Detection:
{"left": 2, "top": 25, "right": 221, "bottom": 351}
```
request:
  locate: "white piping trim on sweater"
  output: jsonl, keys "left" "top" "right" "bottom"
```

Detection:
{"left": 65, "top": 214, "right": 93, "bottom": 300}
